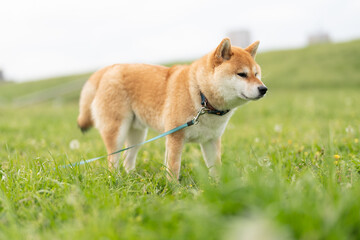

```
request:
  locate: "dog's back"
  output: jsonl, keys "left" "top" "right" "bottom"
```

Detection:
{"left": 77, "top": 63, "right": 180, "bottom": 133}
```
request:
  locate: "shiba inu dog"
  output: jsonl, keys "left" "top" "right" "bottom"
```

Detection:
{"left": 77, "top": 38, "right": 267, "bottom": 180}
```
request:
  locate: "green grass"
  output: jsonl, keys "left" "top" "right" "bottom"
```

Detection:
{"left": 1, "top": 40, "right": 360, "bottom": 239}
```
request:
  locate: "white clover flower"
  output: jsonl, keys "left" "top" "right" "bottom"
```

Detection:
{"left": 69, "top": 139, "right": 80, "bottom": 149}
{"left": 345, "top": 125, "right": 354, "bottom": 134}
{"left": 274, "top": 124, "right": 282, "bottom": 133}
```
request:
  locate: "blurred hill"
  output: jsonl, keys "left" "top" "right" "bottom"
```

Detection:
{"left": 0, "top": 39, "right": 359, "bottom": 106}
{"left": 0, "top": 73, "right": 91, "bottom": 105}
{"left": 257, "top": 39, "right": 360, "bottom": 89}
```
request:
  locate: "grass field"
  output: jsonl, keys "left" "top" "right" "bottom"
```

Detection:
{"left": 0, "top": 40, "right": 359, "bottom": 239}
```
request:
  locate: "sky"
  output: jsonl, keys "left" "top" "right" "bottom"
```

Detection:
{"left": 0, "top": 0, "right": 359, "bottom": 82}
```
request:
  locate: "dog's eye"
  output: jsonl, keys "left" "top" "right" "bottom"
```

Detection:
{"left": 237, "top": 72, "right": 247, "bottom": 78}
{"left": 255, "top": 72, "right": 258, "bottom": 77}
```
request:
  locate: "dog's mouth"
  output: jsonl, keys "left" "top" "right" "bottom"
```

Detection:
{"left": 240, "top": 93, "right": 263, "bottom": 101}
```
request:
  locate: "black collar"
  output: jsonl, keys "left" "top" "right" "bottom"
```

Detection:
{"left": 200, "top": 92, "right": 230, "bottom": 116}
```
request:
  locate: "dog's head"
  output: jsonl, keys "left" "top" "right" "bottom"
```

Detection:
{"left": 201, "top": 38, "right": 267, "bottom": 109}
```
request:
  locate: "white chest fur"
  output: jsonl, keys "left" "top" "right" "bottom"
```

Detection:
{"left": 184, "top": 110, "right": 234, "bottom": 143}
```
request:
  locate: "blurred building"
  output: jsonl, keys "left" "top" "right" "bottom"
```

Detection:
{"left": 228, "top": 30, "right": 251, "bottom": 48}
{"left": 0, "top": 70, "right": 4, "bottom": 82}
{"left": 308, "top": 32, "right": 331, "bottom": 45}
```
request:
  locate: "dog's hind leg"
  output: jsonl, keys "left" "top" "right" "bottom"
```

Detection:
{"left": 92, "top": 94, "right": 133, "bottom": 170}
{"left": 100, "top": 116, "right": 132, "bottom": 170}
{"left": 123, "top": 124, "right": 148, "bottom": 172}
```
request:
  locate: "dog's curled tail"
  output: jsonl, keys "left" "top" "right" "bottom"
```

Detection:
{"left": 77, "top": 80, "right": 96, "bottom": 133}
{"left": 77, "top": 66, "right": 110, "bottom": 132}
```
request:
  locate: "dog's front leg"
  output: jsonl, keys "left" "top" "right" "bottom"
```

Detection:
{"left": 200, "top": 137, "right": 222, "bottom": 178}
{"left": 165, "top": 132, "right": 184, "bottom": 180}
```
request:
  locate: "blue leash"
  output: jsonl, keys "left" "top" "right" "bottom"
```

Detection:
{"left": 56, "top": 108, "right": 207, "bottom": 169}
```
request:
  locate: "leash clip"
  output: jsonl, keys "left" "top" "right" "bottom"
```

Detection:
{"left": 193, "top": 107, "right": 207, "bottom": 125}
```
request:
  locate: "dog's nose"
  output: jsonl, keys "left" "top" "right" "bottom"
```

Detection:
{"left": 258, "top": 86, "right": 268, "bottom": 95}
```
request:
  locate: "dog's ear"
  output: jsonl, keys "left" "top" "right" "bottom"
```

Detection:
{"left": 245, "top": 41, "right": 260, "bottom": 58}
{"left": 215, "top": 38, "right": 232, "bottom": 61}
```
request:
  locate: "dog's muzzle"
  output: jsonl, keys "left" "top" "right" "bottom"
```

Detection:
{"left": 258, "top": 85, "right": 268, "bottom": 96}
